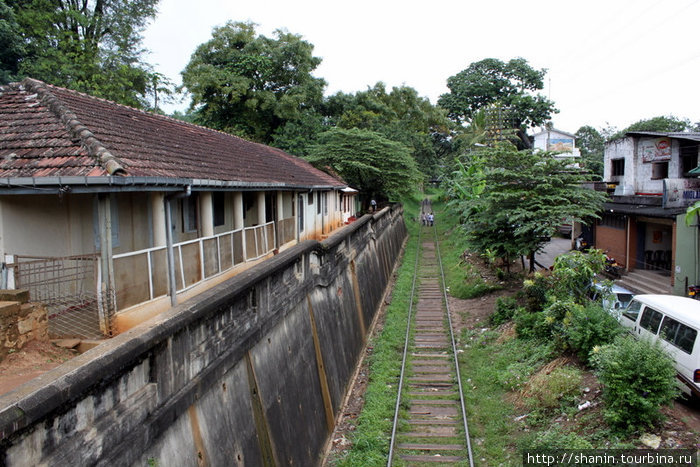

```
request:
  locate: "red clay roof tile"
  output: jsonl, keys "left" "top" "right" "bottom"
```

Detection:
{"left": 0, "top": 79, "right": 345, "bottom": 189}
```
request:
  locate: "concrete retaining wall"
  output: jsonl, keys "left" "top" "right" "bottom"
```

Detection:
{"left": 0, "top": 205, "right": 407, "bottom": 466}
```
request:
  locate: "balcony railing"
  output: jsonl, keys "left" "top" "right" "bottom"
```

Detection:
{"left": 113, "top": 221, "right": 278, "bottom": 311}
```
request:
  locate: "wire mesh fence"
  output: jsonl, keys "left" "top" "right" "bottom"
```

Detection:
{"left": 13, "top": 254, "right": 111, "bottom": 339}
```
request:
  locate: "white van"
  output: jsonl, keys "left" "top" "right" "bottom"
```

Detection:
{"left": 620, "top": 294, "right": 700, "bottom": 398}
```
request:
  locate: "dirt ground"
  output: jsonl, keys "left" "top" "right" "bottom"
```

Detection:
{"left": 0, "top": 340, "right": 78, "bottom": 395}
{"left": 324, "top": 250, "right": 700, "bottom": 463}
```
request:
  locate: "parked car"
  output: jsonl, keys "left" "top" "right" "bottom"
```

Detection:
{"left": 619, "top": 294, "right": 700, "bottom": 399}
{"left": 589, "top": 281, "right": 635, "bottom": 320}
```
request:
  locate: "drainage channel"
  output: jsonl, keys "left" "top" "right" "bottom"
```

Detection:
{"left": 388, "top": 200, "right": 473, "bottom": 466}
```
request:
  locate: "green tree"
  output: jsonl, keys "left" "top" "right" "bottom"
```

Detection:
{"left": 612, "top": 115, "right": 692, "bottom": 140}
{"left": 5, "top": 0, "right": 161, "bottom": 108}
{"left": 181, "top": 21, "right": 326, "bottom": 144}
{"left": 322, "top": 83, "right": 454, "bottom": 176}
{"left": 0, "top": 0, "right": 25, "bottom": 84}
{"left": 438, "top": 58, "right": 557, "bottom": 130}
{"left": 449, "top": 144, "right": 607, "bottom": 271}
{"left": 575, "top": 125, "right": 605, "bottom": 179}
{"left": 304, "top": 128, "right": 420, "bottom": 201}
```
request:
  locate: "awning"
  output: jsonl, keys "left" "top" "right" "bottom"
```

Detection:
{"left": 603, "top": 202, "right": 687, "bottom": 219}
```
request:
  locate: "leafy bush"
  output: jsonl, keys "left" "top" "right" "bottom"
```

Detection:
{"left": 523, "top": 366, "right": 582, "bottom": 409}
{"left": 550, "top": 250, "right": 606, "bottom": 303}
{"left": 563, "top": 302, "right": 623, "bottom": 363}
{"left": 523, "top": 272, "right": 551, "bottom": 312}
{"left": 591, "top": 336, "right": 679, "bottom": 432}
{"left": 513, "top": 309, "right": 550, "bottom": 340}
{"left": 491, "top": 296, "right": 519, "bottom": 325}
{"left": 522, "top": 426, "right": 593, "bottom": 450}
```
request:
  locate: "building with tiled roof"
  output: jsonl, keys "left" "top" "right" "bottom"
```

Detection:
{"left": 0, "top": 78, "right": 359, "bottom": 337}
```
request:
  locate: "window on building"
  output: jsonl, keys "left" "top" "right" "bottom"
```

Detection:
{"left": 611, "top": 158, "right": 625, "bottom": 176}
{"left": 651, "top": 161, "right": 669, "bottom": 180}
{"left": 298, "top": 194, "right": 304, "bottom": 231}
{"left": 599, "top": 213, "right": 626, "bottom": 230}
{"left": 242, "top": 192, "right": 255, "bottom": 221}
{"left": 316, "top": 191, "right": 321, "bottom": 214}
{"left": 323, "top": 192, "right": 328, "bottom": 215}
{"left": 182, "top": 194, "right": 199, "bottom": 233}
{"left": 265, "top": 193, "right": 275, "bottom": 223}
{"left": 213, "top": 192, "right": 225, "bottom": 227}
{"left": 308, "top": 191, "right": 313, "bottom": 205}
{"left": 680, "top": 142, "right": 699, "bottom": 176}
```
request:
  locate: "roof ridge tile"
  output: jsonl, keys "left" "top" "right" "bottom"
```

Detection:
{"left": 22, "top": 78, "right": 126, "bottom": 176}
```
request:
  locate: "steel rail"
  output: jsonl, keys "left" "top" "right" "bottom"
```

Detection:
{"left": 387, "top": 199, "right": 473, "bottom": 466}
{"left": 386, "top": 210, "right": 422, "bottom": 465}
{"left": 432, "top": 222, "right": 475, "bottom": 467}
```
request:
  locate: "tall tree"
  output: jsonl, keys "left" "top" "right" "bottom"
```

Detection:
{"left": 322, "top": 83, "right": 454, "bottom": 176}
{"left": 305, "top": 128, "right": 420, "bottom": 201}
{"left": 181, "top": 21, "right": 326, "bottom": 143}
{"left": 611, "top": 115, "right": 692, "bottom": 140}
{"left": 448, "top": 144, "right": 607, "bottom": 271}
{"left": 438, "top": 58, "right": 557, "bottom": 137}
{"left": 5, "top": 0, "right": 161, "bottom": 108}
{"left": 575, "top": 125, "right": 606, "bottom": 179}
{"left": 0, "top": 0, "right": 25, "bottom": 84}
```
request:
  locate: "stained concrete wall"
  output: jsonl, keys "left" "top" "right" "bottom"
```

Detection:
{"left": 0, "top": 204, "right": 407, "bottom": 466}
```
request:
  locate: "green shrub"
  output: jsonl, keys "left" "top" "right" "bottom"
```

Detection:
{"left": 491, "top": 296, "right": 519, "bottom": 325}
{"left": 563, "top": 302, "right": 623, "bottom": 363}
{"left": 550, "top": 250, "right": 606, "bottom": 303}
{"left": 591, "top": 336, "right": 679, "bottom": 432}
{"left": 524, "top": 366, "right": 583, "bottom": 409}
{"left": 523, "top": 272, "right": 551, "bottom": 312}
{"left": 513, "top": 309, "right": 550, "bottom": 340}
{"left": 521, "top": 426, "right": 593, "bottom": 450}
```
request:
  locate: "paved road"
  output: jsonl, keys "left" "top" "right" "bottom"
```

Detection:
{"left": 537, "top": 237, "right": 572, "bottom": 269}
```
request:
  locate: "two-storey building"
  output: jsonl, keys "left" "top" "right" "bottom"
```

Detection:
{"left": 532, "top": 127, "right": 581, "bottom": 167}
{"left": 595, "top": 131, "right": 700, "bottom": 296}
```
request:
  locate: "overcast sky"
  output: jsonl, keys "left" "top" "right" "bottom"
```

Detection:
{"left": 143, "top": 0, "right": 700, "bottom": 134}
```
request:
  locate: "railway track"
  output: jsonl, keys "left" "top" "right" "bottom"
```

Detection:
{"left": 388, "top": 200, "right": 473, "bottom": 466}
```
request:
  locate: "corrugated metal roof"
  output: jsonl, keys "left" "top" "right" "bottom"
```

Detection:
{"left": 603, "top": 202, "right": 687, "bottom": 218}
{"left": 625, "top": 131, "right": 700, "bottom": 142}
{"left": 0, "top": 78, "right": 346, "bottom": 191}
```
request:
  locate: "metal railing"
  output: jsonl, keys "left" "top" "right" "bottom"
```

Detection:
{"left": 9, "top": 219, "right": 284, "bottom": 336}
{"left": 113, "top": 221, "right": 278, "bottom": 311}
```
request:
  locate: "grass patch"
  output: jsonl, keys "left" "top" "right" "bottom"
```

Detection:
{"left": 333, "top": 194, "right": 422, "bottom": 466}
{"left": 459, "top": 329, "right": 555, "bottom": 464}
{"left": 431, "top": 195, "right": 501, "bottom": 299}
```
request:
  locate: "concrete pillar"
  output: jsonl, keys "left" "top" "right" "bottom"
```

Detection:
{"left": 151, "top": 193, "right": 166, "bottom": 247}
{"left": 233, "top": 192, "right": 244, "bottom": 230}
{"left": 200, "top": 192, "right": 214, "bottom": 237}
{"left": 257, "top": 191, "right": 266, "bottom": 225}
{"left": 276, "top": 191, "right": 285, "bottom": 222}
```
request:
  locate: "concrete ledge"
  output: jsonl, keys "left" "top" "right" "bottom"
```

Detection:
{"left": 0, "top": 205, "right": 407, "bottom": 465}
{"left": 0, "top": 291, "right": 29, "bottom": 304}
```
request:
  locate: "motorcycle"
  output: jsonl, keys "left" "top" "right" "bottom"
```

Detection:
{"left": 604, "top": 255, "right": 622, "bottom": 278}
{"left": 688, "top": 285, "right": 700, "bottom": 300}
